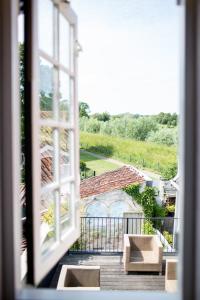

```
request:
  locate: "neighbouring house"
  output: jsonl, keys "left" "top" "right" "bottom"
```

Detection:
{"left": 80, "top": 165, "right": 152, "bottom": 218}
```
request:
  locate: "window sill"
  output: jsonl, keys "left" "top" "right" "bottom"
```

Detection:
{"left": 17, "top": 289, "right": 180, "bottom": 300}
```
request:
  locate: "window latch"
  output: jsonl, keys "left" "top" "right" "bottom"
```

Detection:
{"left": 75, "top": 40, "right": 83, "bottom": 57}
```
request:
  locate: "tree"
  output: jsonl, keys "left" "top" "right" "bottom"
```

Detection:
{"left": 40, "top": 91, "right": 53, "bottom": 111}
{"left": 93, "top": 112, "right": 110, "bottom": 122}
{"left": 147, "top": 127, "right": 178, "bottom": 146}
{"left": 79, "top": 102, "right": 90, "bottom": 118}
{"left": 80, "top": 160, "right": 86, "bottom": 171}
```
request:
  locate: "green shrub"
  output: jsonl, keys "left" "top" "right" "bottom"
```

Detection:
{"left": 161, "top": 163, "right": 177, "bottom": 180}
{"left": 163, "top": 231, "right": 173, "bottom": 245}
{"left": 123, "top": 184, "right": 166, "bottom": 219}
{"left": 142, "top": 220, "right": 155, "bottom": 234}
{"left": 147, "top": 127, "right": 178, "bottom": 146}
{"left": 80, "top": 160, "right": 86, "bottom": 171}
{"left": 165, "top": 204, "right": 175, "bottom": 214}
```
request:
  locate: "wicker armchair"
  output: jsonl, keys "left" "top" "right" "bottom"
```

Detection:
{"left": 123, "top": 234, "right": 163, "bottom": 273}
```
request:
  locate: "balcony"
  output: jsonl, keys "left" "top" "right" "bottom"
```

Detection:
{"left": 51, "top": 216, "right": 178, "bottom": 291}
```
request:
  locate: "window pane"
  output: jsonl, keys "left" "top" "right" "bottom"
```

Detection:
{"left": 41, "top": 191, "right": 57, "bottom": 255}
{"left": 60, "top": 128, "right": 71, "bottom": 179}
{"left": 59, "top": 71, "right": 71, "bottom": 122}
{"left": 40, "top": 126, "right": 55, "bottom": 186}
{"left": 39, "top": 58, "right": 54, "bottom": 119}
{"left": 38, "top": 0, "right": 53, "bottom": 56}
{"left": 59, "top": 13, "right": 70, "bottom": 68}
{"left": 60, "top": 184, "right": 72, "bottom": 237}
{"left": 70, "top": 25, "right": 75, "bottom": 73}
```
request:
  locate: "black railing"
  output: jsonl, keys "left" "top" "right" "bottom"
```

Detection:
{"left": 70, "top": 217, "right": 178, "bottom": 254}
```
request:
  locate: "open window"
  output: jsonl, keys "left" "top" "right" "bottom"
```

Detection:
{"left": 24, "top": 0, "right": 80, "bottom": 285}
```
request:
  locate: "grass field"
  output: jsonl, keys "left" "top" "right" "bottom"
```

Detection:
{"left": 80, "top": 132, "right": 177, "bottom": 174}
{"left": 80, "top": 151, "right": 120, "bottom": 175}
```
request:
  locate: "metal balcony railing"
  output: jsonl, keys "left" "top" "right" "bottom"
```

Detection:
{"left": 70, "top": 217, "right": 179, "bottom": 254}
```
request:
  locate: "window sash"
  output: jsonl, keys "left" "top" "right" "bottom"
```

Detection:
{"left": 24, "top": 0, "right": 80, "bottom": 285}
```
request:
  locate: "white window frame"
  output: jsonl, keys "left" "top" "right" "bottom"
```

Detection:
{"left": 0, "top": 0, "right": 200, "bottom": 299}
{"left": 23, "top": 0, "right": 80, "bottom": 285}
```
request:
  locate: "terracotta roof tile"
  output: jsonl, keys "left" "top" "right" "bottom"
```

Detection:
{"left": 80, "top": 165, "right": 145, "bottom": 199}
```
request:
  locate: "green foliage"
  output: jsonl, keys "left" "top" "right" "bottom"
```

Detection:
{"left": 123, "top": 184, "right": 166, "bottom": 219}
{"left": 93, "top": 112, "right": 110, "bottom": 122}
{"left": 80, "top": 116, "right": 159, "bottom": 142}
{"left": 40, "top": 91, "right": 53, "bottom": 111}
{"left": 165, "top": 204, "right": 175, "bottom": 214}
{"left": 161, "top": 163, "right": 177, "bottom": 180}
{"left": 132, "top": 117, "right": 158, "bottom": 141}
{"left": 42, "top": 203, "right": 69, "bottom": 225}
{"left": 142, "top": 220, "right": 155, "bottom": 234}
{"left": 80, "top": 132, "right": 177, "bottom": 174}
{"left": 80, "top": 160, "right": 87, "bottom": 171}
{"left": 147, "top": 127, "right": 178, "bottom": 146}
{"left": 163, "top": 231, "right": 173, "bottom": 246}
{"left": 42, "top": 205, "right": 54, "bottom": 225}
{"left": 79, "top": 102, "right": 90, "bottom": 118}
{"left": 156, "top": 112, "right": 178, "bottom": 127}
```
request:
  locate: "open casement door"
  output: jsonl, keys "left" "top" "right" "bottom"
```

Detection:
{"left": 24, "top": 0, "right": 80, "bottom": 285}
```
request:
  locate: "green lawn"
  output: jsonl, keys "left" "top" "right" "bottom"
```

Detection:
{"left": 80, "top": 132, "right": 177, "bottom": 175}
{"left": 80, "top": 151, "right": 119, "bottom": 175}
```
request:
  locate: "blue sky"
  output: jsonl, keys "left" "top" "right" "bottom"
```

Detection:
{"left": 71, "top": 0, "right": 181, "bottom": 115}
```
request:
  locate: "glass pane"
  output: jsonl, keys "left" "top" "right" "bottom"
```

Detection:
{"left": 70, "top": 25, "right": 74, "bottom": 73}
{"left": 59, "top": 13, "right": 70, "bottom": 68}
{"left": 60, "top": 128, "right": 71, "bottom": 179}
{"left": 39, "top": 58, "right": 54, "bottom": 119}
{"left": 60, "top": 184, "right": 72, "bottom": 236}
{"left": 40, "top": 126, "right": 54, "bottom": 186}
{"left": 38, "top": 0, "right": 53, "bottom": 56}
{"left": 41, "top": 191, "right": 57, "bottom": 255}
{"left": 59, "top": 71, "right": 70, "bottom": 122}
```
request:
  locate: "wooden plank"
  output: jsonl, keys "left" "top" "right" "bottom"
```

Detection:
{"left": 51, "top": 254, "right": 165, "bottom": 291}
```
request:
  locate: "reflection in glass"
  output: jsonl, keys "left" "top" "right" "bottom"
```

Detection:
{"left": 39, "top": 58, "right": 54, "bottom": 119}
{"left": 60, "top": 128, "right": 71, "bottom": 179}
{"left": 59, "top": 13, "right": 70, "bottom": 68}
{"left": 39, "top": 0, "right": 53, "bottom": 56}
{"left": 60, "top": 184, "right": 71, "bottom": 236}
{"left": 40, "top": 127, "right": 54, "bottom": 186}
{"left": 40, "top": 191, "right": 57, "bottom": 255}
{"left": 59, "top": 71, "right": 70, "bottom": 121}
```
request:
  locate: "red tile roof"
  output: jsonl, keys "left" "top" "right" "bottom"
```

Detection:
{"left": 80, "top": 165, "right": 145, "bottom": 199}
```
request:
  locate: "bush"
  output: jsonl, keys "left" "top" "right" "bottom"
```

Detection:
{"left": 80, "top": 160, "right": 86, "bottom": 171}
{"left": 161, "top": 163, "right": 177, "bottom": 180}
{"left": 147, "top": 127, "right": 178, "bottom": 146}
{"left": 142, "top": 220, "right": 155, "bottom": 234}
{"left": 163, "top": 231, "right": 173, "bottom": 246}
{"left": 123, "top": 184, "right": 166, "bottom": 219}
{"left": 79, "top": 116, "right": 159, "bottom": 142}
{"left": 165, "top": 204, "right": 175, "bottom": 214}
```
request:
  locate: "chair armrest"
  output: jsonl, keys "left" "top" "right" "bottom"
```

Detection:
{"left": 153, "top": 236, "right": 163, "bottom": 264}
{"left": 123, "top": 234, "right": 131, "bottom": 262}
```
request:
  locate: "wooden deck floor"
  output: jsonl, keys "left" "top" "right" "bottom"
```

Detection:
{"left": 51, "top": 254, "right": 166, "bottom": 291}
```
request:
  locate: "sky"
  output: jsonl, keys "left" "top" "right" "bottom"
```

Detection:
{"left": 71, "top": 0, "right": 181, "bottom": 115}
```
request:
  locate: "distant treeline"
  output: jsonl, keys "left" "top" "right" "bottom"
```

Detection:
{"left": 80, "top": 115, "right": 178, "bottom": 146}
{"left": 79, "top": 102, "right": 178, "bottom": 146}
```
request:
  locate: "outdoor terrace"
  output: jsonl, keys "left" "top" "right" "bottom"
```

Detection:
{"left": 51, "top": 253, "right": 173, "bottom": 291}
{"left": 51, "top": 216, "right": 178, "bottom": 291}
